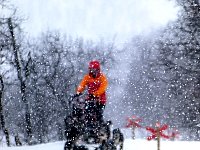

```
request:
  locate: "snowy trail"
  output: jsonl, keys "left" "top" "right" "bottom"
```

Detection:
{"left": 2, "top": 139, "right": 200, "bottom": 150}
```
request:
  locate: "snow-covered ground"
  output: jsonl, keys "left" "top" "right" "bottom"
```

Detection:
{"left": 2, "top": 139, "right": 200, "bottom": 150}
{"left": 1, "top": 128, "right": 200, "bottom": 150}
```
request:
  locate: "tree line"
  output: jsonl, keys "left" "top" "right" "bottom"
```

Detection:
{"left": 0, "top": 1, "right": 116, "bottom": 145}
{"left": 125, "top": 0, "right": 200, "bottom": 140}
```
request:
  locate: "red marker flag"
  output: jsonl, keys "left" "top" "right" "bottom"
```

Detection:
{"left": 126, "top": 116, "right": 142, "bottom": 128}
{"left": 146, "top": 123, "right": 170, "bottom": 140}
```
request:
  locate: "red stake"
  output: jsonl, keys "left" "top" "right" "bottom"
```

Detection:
{"left": 146, "top": 122, "right": 170, "bottom": 150}
{"left": 125, "top": 115, "right": 142, "bottom": 139}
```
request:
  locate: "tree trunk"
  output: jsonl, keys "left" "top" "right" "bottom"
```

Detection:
{"left": 15, "top": 134, "right": 22, "bottom": 146}
{"left": 0, "top": 75, "right": 5, "bottom": 131}
{"left": 57, "top": 123, "right": 64, "bottom": 141}
{"left": 0, "top": 76, "right": 10, "bottom": 146}
{"left": 4, "top": 128, "right": 10, "bottom": 146}
{"left": 8, "top": 18, "right": 32, "bottom": 145}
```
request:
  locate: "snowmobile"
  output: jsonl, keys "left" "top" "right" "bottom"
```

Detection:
{"left": 64, "top": 94, "right": 112, "bottom": 150}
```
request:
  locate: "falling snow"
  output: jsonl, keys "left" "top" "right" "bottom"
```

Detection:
{"left": 0, "top": 0, "right": 200, "bottom": 149}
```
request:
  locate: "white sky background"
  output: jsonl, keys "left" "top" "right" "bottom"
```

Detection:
{"left": 10, "top": 0, "right": 179, "bottom": 43}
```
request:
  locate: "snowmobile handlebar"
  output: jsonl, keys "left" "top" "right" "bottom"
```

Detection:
{"left": 73, "top": 93, "right": 82, "bottom": 98}
{"left": 68, "top": 93, "right": 82, "bottom": 103}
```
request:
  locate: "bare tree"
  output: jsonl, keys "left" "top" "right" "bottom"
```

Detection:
{"left": 7, "top": 18, "right": 33, "bottom": 144}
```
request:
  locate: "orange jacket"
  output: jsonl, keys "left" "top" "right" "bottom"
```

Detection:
{"left": 76, "top": 73, "right": 108, "bottom": 104}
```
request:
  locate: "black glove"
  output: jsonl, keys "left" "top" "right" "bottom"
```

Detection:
{"left": 88, "top": 94, "right": 97, "bottom": 99}
{"left": 73, "top": 93, "right": 82, "bottom": 98}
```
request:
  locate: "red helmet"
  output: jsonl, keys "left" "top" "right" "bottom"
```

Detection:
{"left": 89, "top": 60, "right": 100, "bottom": 70}
{"left": 88, "top": 60, "right": 101, "bottom": 78}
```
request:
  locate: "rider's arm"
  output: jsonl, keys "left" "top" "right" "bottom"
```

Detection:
{"left": 93, "top": 74, "right": 108, "bottom": 97}
{"left": 76, "top": 75, "right": 89, "bottom": 94}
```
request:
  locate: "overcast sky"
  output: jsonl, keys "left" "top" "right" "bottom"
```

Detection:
{"left": 10, "top": 0, "right": 179, "bottom": 43}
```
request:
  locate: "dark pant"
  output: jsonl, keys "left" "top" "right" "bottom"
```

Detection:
{"left": 84, "top": 101, "right": 105, "bottom": 125}
{"left": 96, "top": 102, "right": 105, "bottom": 124}
{"left": 85, "top": 101, "right": 97, "bottom": 125}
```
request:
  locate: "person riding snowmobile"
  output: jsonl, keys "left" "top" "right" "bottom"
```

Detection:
{"left": 75, "top": 60, "right": 108, "bottom": 125}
